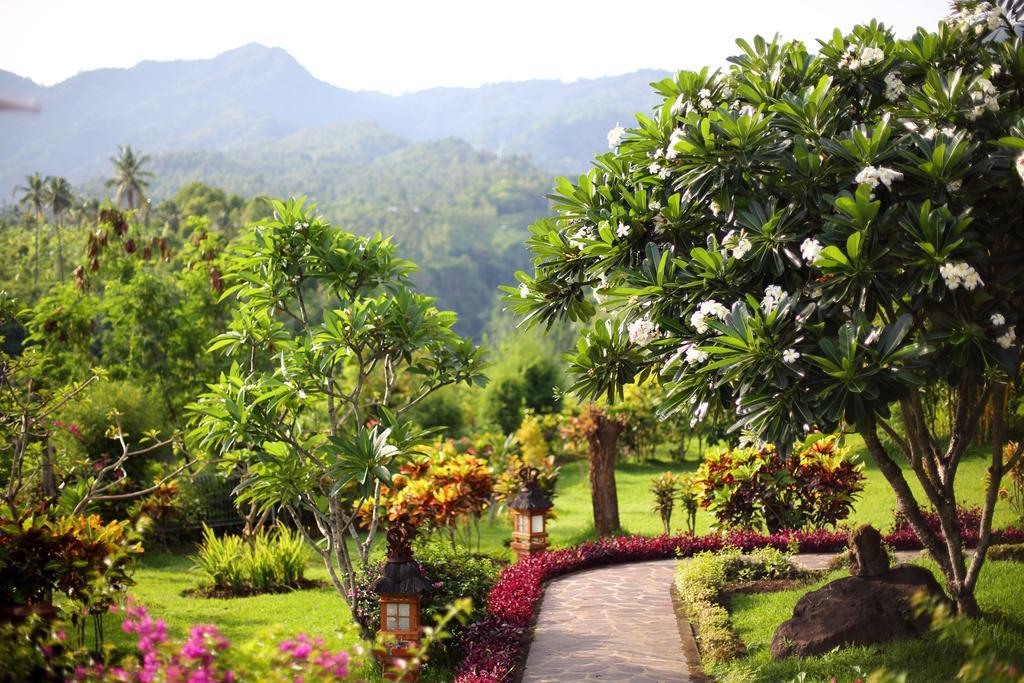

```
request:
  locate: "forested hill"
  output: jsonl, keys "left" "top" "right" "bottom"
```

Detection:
{"left": 0, "top": 43, "right": 666, "bottom": 191}
{"left": 73, "top": 123, "right": 555, "bottom": 338}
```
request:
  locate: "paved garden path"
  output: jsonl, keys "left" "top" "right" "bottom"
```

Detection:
{"left": 520, "top": 551, "right": 927, "bottom": 682}
{"left": 521, "top": 559, "right": 691, "bottom": 683}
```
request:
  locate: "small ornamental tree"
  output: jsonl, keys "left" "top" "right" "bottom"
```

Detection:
{"left": 505, "top": 4, "right": 1024, "bottom": 613}
{"left": 187, "top": 199, "right": 486, "bottom": 618}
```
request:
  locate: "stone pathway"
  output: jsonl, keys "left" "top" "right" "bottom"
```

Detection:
{"left": 520, "top": 551, "right": 929, "bottom": 682}
{"left": 521, "top": 559, "right": 690, "bottom": 683}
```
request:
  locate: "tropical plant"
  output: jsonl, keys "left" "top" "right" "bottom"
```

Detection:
{"left": 191, "top": 524, "right": 308, "bottom": 595}
{"left": 44, "top": 176, "right": 74, "bottom": 281}
{"left": 650, "top": 471, "right": 681, "bottom": 534}
{"left": 12, "top": 172, "right": 46, "bottom": 284}
{"left": 679, "top": 473, "right": 700, "bottom": 534}
{"left": 690, "top": 437, "right": 864, "bottom": 532}
{"left": 505, "top": 3, "right": 1024, "bottom": 613}
{"left": 362, "top": 441, "right": 493, "bottom": 550}
{"left": 106, "top": 145, "right": 153, "bottom": 210}
{"left": 187, "top": 198, "right": 486, "bottom": 622}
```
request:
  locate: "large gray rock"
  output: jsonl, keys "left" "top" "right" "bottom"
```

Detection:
{"left": 771, "top": 564, "right": 950, "bottom": 659}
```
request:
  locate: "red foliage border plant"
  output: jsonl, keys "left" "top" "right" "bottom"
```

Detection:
{"left": 454, "top": 521, "right": 1024, "bottom": 682}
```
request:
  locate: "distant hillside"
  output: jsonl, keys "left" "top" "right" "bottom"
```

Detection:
{"left": 0, "top": 43, "right": 666, "bottom": 190}
{"left": 81, "top": 123, "right": 555, "bottom": 337}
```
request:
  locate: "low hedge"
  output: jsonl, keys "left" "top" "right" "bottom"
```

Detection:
{"left": 674, "top": 547, "right": 810, "bottom": 664}
{"left": 454, "top": 523, "right": 1024, "bottom": 682}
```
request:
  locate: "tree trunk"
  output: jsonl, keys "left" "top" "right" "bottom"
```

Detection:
{"left": 858, "top": 392, "right": 1009, "bottom": 618}
{"left": 587, "top": 413, "right": 623, "bottom": 535}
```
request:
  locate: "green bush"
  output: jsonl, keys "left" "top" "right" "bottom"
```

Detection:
{"left": 192, "top": 524, "right": 308, "bottom": 596}
{"left": 352, "top": 536, "right": 502, "bottom": 667}
{"left": 480, "top": 377, "right": 524, "bottom": 434}
{"left": 409, "top": 388, "right": 465, "bottom": 437}
{"left": 522, "top": 358, "right": 563, "bottom": 414}
{"left": 54, "top": 379, "right": 169, "bottom": 485}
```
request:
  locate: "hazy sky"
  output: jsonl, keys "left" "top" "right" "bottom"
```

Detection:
{"left": 1, "top": 0, "right": 950, "bottom": 93}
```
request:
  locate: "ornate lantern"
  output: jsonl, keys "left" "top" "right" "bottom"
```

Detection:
{"left": 373, "top": 523, "right": 431, "bottom": 681}
{"left": 509, "top": 467, "right": 553, "bottom": 559}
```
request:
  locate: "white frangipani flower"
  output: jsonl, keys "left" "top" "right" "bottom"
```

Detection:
{"left": 855, "top": 165, "right": 903, "bottom": 191}
{"left": 627, "top": 315, "right": 660, "bottom": 346}
{"left": 761, "top": 285, "right": 785, "bottom": 313}
{"left": 997, "top": 325, "right": 1017, "bottom": 349}
{"left": 616, "top": 222, "right": 631, "bottom": 238}
{"left": 649, "top": 199, "right": 662, "bottom": 212}
{"left": 782, "top": 348, "right": 801, "bottom": 363}
{"left": 519, "top": 283, "right": 530, "bottom": 298}
{"left": 685, "top": 345, "right": 709, "bottom": 364}
{"left": 607, "top": 125, "right": 626, "bottom": 149}
{"left": 800, "top": 238, "right": 823, "bottom": 264}
{"left": 883, "top": 72, "right": 906, "bottom": 101}
{"left": 991, "top": 312, "right": 1006, "bottom": 326}
{"left": 939, "top": 261, "right": 984, "bottom": 291}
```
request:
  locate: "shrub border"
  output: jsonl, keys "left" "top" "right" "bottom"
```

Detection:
{"left": 454, "top": 526, "right": 1024, "bottom": 682}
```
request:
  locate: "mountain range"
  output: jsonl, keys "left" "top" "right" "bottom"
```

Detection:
{"left": 0, "top": 43, "right": 667, "bottom": 193}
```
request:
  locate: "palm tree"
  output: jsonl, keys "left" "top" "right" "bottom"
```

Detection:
{"left": 13, "top": 173, "right": 47, "bottom": 284}
{"left": 106, "top": 145, "right": 154, "bottom": 210}
{"left": 44, "top": 176, "right": 75, "bottom": 281}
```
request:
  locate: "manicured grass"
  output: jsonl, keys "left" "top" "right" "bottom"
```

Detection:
{"left": 103, "top": 552, "right": 362, "bottom": 653}
{"left": 710, "top": 559, "right": 1024, "bottom": 682}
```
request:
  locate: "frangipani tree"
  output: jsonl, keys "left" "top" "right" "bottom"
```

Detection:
{"left": 505, "top": 3, "right": 1024, "bottom": 614}
{"left": 188, "top": 198, "right": 486, "bottom": 616}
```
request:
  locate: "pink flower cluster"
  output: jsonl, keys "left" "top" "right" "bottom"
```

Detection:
{"left": 73, "top": 599, "right": 351, "bottom": 682}
{"left": 454, "top": 520, "right": 1024, "bottom": 683}
{"left": 278, "top": 634, "right": 350, "bottom": 678}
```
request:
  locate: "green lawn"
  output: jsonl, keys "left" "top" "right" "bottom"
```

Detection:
{"left": 111, "top": 437, "right": 1016, "bottom": 656}
{"left": 104, "top": 552, "right": 363, "bottom": 653}
{"left": 710, "top": 560, "right": 1024, "bottom": 682}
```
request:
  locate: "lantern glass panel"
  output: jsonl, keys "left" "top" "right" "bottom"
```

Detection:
{"left": 398, "top": 616, "right": 410, "bottom": 630}
{"left": 516, "top": 514, "right": 528, "bottom": 533}
{"left": 531, "top": 514, "right": 544, "bottom": 534}
{"left": 386, "top": 614, "right": 398, "bottom": 630}
{"left": 398, "top": 602, "right": 410, "bottom": 617}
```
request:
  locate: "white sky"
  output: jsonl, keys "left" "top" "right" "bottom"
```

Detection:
{"left": 0, "top": 0, "right": 950, "bottom": 93}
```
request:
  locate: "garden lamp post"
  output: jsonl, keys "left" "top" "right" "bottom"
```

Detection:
{"left": 373, "top": 523, "right": 431, "bottom": 681}
{"left": 510, "top": 467, "right": 553, "bottom": 560}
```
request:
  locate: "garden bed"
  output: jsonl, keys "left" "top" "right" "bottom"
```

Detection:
{"left": 182, "top": 577, "right": 328, "bottom": 599}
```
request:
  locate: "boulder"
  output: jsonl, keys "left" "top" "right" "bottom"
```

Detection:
{"left": 848, "top": 524, "right": 889, "bottom": 577}
{"left": 770, "top": 564, "right": 951, "bottom": 659}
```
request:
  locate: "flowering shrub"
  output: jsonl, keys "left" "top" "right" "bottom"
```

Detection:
{"left": 690, "top": 436, "right": 864, "bottom": 532}
{"left": 454, "top": 520, "right": 1024, "bottom": 682}
{"left": 73, "top": 599, "right": 355, "bottom": 682}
